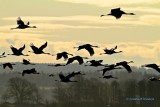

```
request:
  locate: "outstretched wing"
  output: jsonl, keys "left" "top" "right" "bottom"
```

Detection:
{"left": 39, "top": 42, "right": 47, "bottom": 50}
{"left": 30, "top": 43, "right": 39, "bottom": 51}
{"left": 76, "top": 56, "right": 84, "bottom": 65}
{"left": 85, "top": 46, "right": 94, "bottom": 56}
{"left": 59, "top": 73, "right": 68, "bottom": 81}
{"left": 17, "top": 17, "right": 25, "bottom": 25}
{"left": 66, "top": 57, "right": 74, "bottom": 65}
{"left": 111, "top": 45, "right": 117, "bottom": 51}
{"left": 18, "top": 45, "right": 25, "bottom": 52}
{"left": 122, "top": 64, "right": 132, "bottom": 73}
{"left": 10, "top": 45, "right": 18, "bottom": 53}
{"left": 62, "top": 53, "right": 68, "bottom": 60}
{"left": 56, "top": 54, "right": 63, "bottom": 60}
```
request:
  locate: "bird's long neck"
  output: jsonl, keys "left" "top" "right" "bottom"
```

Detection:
{"left": 115, "top": 51, "right": 122, "bottom": 53}
{"left": 125, "top": 13, "right": 135, "bottom": 15}
{"left": 101, "top": 14, "right": 107, "bottom": 17}
{"left": 92, "top": 46, "right": 99, "bottom": 48}
{"left": 10, "top": 27, "right": 18, "bottom": 30}
{"left": 28, "top": 26, "right": 36, "bottom": 28}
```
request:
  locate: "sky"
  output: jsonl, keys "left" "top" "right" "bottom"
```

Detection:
{"left": 0, "top": 0, "right": 160, "bottom": 66}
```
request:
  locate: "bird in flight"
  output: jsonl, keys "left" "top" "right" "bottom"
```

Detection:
{"left": 1, "top": 63, "right": 16, "bottom": 70}
{"left": 142, "top": 63, "right": 160, "bottom": 73}
{"left": 22, "top": 68, "right": 40, "bottom": 76}
{"left": 11, "top": 17, "right": 36, "bottom": 30}
{"left": 48, "top": 64, "right": 65, "bottom": 67}
{"left": 149, "top": 77, "right": 160, "bottom": 81}
{"left": 100, "top": 45, "right": 122, "bottom": 55}
{"left": 22, "top": 59, "right": 35, "bottom": 65}
{"left": 115, "top": 61, "right": 134, "bottom": 73}
{"left": 101, "top": 8, "right": 135, "bottom": 19}
{"left": 86, "top": 60, "right": 105, "bottom": 67}
{"left": 98, "top": 64, "right": 122, "bottom": 76}
{"left": 74, "top": 44, "right": 99, "bottom": 56}
{"left": 8, "top": 44, "right": 28, "bottom": 56}
{"left": 66, "top": 56, "right": 88, "bottom": 65}
{"left": 29, "top": 42, "right": 51, "bottom": 55}
{"left": 53, "top": 51, "right": 73, "bottom": 61}
{"left": 56, "top": 72, "right": 78, "bottom": 82}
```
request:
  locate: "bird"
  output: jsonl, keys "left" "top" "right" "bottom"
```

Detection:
{"left": 56, "top": 72, "right": 78, "bottom": 82}
{"left": 100, "top": 8, "right": 135, "bottom": 19}
{"left": 0, "top": 52, "right": 6, "bottom": 58}
{"left": 74, "top": 44, "right": 99, "bottom": 56}
{"left": 22, "top": 68, "right": 39, "bottom": 76}
{"left": 53, "top": 51, "right": 73, "bottom": 61}
{"left": 98, "top": 64, "right": 122, "bottom": 76}
{"left": 8, "top": 45, "right": 28, "bottom": 56}
{"left": 115, "top": 61, "right": 134, "bottom": 73}
{"left": 100, "top": 45, "right": 122, "bottom": 55}
{"left": 28, "top": 42, "right": 51, "bottom": 55}
{"left": 86, "top": 60, "right": 105, "bottom": 67}
{"left": 1, "top": 63, "right": 16, "bottom": 70}
{"left": 48, "top": 64, "right": 65, "bottom": 67}
{"left": 11, "top": 17, "right": 36, "bottom": 30}
{"left": 100, "top": 75, "right": 118, "bottom": 79}
{"left": 22, "top": 59, "right": 35, "bottom": 65}
{"left": 141, "top": 64, "right": 160, "bottom": 73}
{"left": 66, "top": 56, "right": 88, "bottom": 65}
{"left": 149, "top": 77, "right": 160, "bottom": 81}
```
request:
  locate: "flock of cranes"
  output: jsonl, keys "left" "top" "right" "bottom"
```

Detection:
{"left": 1, "top": 8, "right": 160, "bottom": 82}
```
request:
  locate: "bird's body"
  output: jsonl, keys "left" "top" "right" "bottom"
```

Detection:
{"left": 100, "top": 46, "right": 122, "bottom": 55}
{"left": 98, "top": 64, "right": 122, "bottom": 76}
{"left": 66, "top": 56, "right": 88, "bottom": 65}
{"left": 22, "top": 68, "right": 39, "bottom": 76}
{"left": 22, "top": 59, "right": 35, "bottom": 65}
{"left": 57, "top": 72, "right": 77, "bottom": 82}
{"left": 8, "top": 45, "right": 28, "bottom": 56}
{"left": 86, "top": 60, "right": 104, "bottom": 67}
{"left": 54, "top": 51, "right": 73, "bottom": 60}
{"left": 2, "top": 63, "right": 15, "bottom": 70}
{"left": 115, "top": 61, "right": 133, "bottom": 73}
{"left": 142, "top": 64, "right": 160, "bottom": 73}
{"left": 29, "top": 42, "right": 51, "bottom": 55}
{"left": 11, "top": 17, "right": 36, "bottom": 30}
{"left": 101, "top": 8, "right": 135, "bottom": 19}
{"left": 74, "top": 44, "right": 99, "bottom": 56}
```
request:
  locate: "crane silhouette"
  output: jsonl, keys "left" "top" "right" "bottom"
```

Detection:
{"left": 28, "top": 42, "right": 51, "bottom": 55}
{"left": 11, "top": 17, "right": 36, "bottom": 30}
{"left": 8, "top": 45, "right": 28, "bottom": 56}
{"left": 142, "top": 64, "right": 160, "bottom": 73}
{"left": 0, "top": 52, "right": 6, "bottom": 58}
{"left": 56, "top": 72, "right": 78, "bottom": 82}
{"left": 1, "top": 63, "right": 16, "bottom": 70}
{"left": 48, "top": 64, "right": 65, "bottom": 67}
{"left": 98, "top": 64, "right": 122, "bottom": 76}
{"left": 22, "top": 59, "right": 35, "bottom": 65}
{"left": 100, "top": 45, "right": 122, "bottom": 55}
{"left": 53, "top": 51, "right": 73, "bottom": 61}
{"left": 74, "top": 44, "right": 99, "bottom": 56}
{"left": 115, "top": 61, "right": 134, "bottom": 73}
{"left": 101, "top": 8, "right": 135, "bottom": 19}
{"left": 86, "top": 60, "right": 105, "bottom": 67}
{"left": 66, "top": 56, "right": 88, "bottom": 65}
{"left": 22, "top": 68, "right": 39, "bottom": 76}
{"left": 100, "top": 75, "right": 118, "bottom": 79}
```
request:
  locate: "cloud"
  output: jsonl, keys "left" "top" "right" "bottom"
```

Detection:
{"left": 55, "top": 0, "right": 160, "bottom": 7}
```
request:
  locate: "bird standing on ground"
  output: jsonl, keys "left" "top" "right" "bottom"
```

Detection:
{"left": 74, "top": 44, "right": 99, "bottom": 56}
{"left": 53, "top": 51, "right": 73, "bottom": 61}
{"left": 100, "top": 46, "right": 122, "bottom": 55}
{"left": 66, "top": 56, "right": 88, "bottom": 65}
{"left": 8, "top": 45, "right": 28, "bottom": 56}
{"left": 101, "top": 8, "right": 135, "bottom": 19}
{"left": 11, "top": 17, "right": 36, "bottom": 30}
{"left": 29, "top": 42, "right": 51, "bottom": 55}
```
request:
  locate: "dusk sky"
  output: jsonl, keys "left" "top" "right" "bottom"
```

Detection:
{"left": 0, "top": 0, "right": 160, "bottom": 66}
